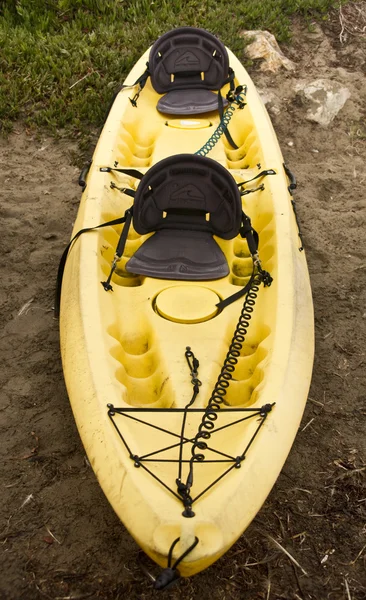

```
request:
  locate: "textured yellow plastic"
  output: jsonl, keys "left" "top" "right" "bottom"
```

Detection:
{"left": 59, "top": 46, "right": 314, "bottom": 577}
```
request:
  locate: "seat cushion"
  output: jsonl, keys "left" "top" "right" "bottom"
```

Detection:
{"left": 125, "top": 229, "right": 229, "bottom": 280}
{"left": 157, "top": 89, "right": 227, "bottom": 115}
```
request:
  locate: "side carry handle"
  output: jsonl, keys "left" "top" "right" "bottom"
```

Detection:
{"left": 283, "top": 163, "right": 303, "bottom": 251}
{"left": 283, "top": 163, "right": 297, "bottom": 195}
{"left": 79, "top": 160, "right": 92, "bottom": 191}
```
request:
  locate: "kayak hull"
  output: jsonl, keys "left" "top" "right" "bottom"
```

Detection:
{"left": 60, "top": 47, "right": 314, "bottom": 576}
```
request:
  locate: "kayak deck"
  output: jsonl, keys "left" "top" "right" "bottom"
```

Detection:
{"left": 60, "top": 48, "right": 314, "bottom": 576}
{"left": 95, "top": 53, "right": 278, "bottom": 412}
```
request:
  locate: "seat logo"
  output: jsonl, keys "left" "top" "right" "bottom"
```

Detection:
{"left": 174, "top": 51, "right": 200, "bottom": 68}
{"left": 171, "top": 184, "right": 204, "bottom": 203}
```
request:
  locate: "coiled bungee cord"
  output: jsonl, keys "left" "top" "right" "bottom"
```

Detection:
{"left": 194, "top": 86, "right": 247, "bottom": 157}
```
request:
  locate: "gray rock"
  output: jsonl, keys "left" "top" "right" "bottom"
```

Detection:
{"left": 295, "top": 79, "right": 351, "bottom": 126}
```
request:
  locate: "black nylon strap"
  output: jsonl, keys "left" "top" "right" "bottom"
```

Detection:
{"left": 54, "top": 213, "right": 131, "bottom": 318}
{"left": 236, "top": 169, "right": 276, "bottom": 188}
{"left": 218, "top": 89, "right": 239, "bottom": 149}
{"left": 127, "top": 63, "right": 150, "bottom": 107}
{"left": 216, "top": 268, "right": 255, "bottom": 310}
{"left": 100, "top": 166, "right": 144, "bottom": 180}
{"left": 240, "top": 211, "right": 259, "bottom": 255}
{"left": 224, "top": 67, "right": 236, "bottom": 99}
{"left": 110, "top": 184, "right": 136, "bottom": 199}
{"left": 133, "top": 63, "right": 150, "bottom": 88}
{"left": 116, "top": 210, "right": 133, "bottom": 258}
{"left": 101, "top": 208, "right": 134, "bottom": 291}
{"left": 240, "top": 184, "right": 264, "bottom": 196}
{"left": 100, "top": 206, "right": 133, "bottom": 292}
{"left": 216, "top": 210, "right": 259, "bottom": 310}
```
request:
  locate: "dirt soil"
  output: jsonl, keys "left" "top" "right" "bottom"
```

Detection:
{"left": 1, "top": 16, "right": 365, "bottom": 600}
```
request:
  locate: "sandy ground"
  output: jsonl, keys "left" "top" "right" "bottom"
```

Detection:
{"left": 0, "top": 17, "right": 365, "bottom": 600}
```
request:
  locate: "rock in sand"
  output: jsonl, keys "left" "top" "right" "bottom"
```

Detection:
{"left": 295, "top": 79, "right": 350, "bottom": 126}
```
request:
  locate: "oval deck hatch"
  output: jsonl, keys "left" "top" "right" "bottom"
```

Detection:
{"left": 155, "top": 286, "right": 220, "bottom": 323}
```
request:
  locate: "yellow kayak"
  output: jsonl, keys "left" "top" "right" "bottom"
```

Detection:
{"left": 58, "top": 27, "right": 314, "bottom": 586}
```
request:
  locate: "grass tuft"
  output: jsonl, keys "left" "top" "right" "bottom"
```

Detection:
{"left": 0, "top": 0, "right": 342, "bottom": 139}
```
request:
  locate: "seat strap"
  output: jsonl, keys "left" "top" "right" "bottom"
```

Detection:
{"left": 55, "top": 209, "right": 133, "bottom": 318}
{"left": 216, "top": 211, "right": 272, "bottom": 310}
{"left": 216, "top": 269, "right": 255, "bottom": 310}
{"left": 236, "top": 169, "right": 276, "bottom": 188}
{"left": 101, "top": 207, "right": 134, "bottom": 292}
{"left": 127, "top": 63, "right": 151, "bottom": 107}
{"left": 218, "top": 68, "right": 239, "bottom": 149}
{"left": 239, "top": 211, "right": 259, "bottom": 254}
{"left": 99, "top": 166, "right": 145, "bottom": 181}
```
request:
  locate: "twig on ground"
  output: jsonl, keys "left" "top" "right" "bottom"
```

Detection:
{"left": 69, "top": 70, "right": 94, "bottom": 90}
{"left": 274, "top": 511, "right": 286, "bottom": 538}
{"left": 308, "top": 397, "right": 324, "bottom": 407}
{"left": 339, "top": 6, "right": 346, "bottom": 43}
{"left": 292, "top": 559, "right": 305, "bottom": 599}
{"left": 266, "top": 579, "right": 271, "bottom": 600}
{"left": 349, "top": 544, "right": 366, "bottom": 565}
{"left": 264, "top": 534, "right": 308, "bottom": 576}
{"left": 20, "top": 494, "right": 34, "bottom": 509}
{"left": 293, "top": 488, "right": 312, "bottom": 495}
{"left": 344, "top": 577, "right": 352, "bottom": 600}
{"left": 18, "top": 298, "right": 34, "bottom": 316}
{"left": 339, "top": 2, "right": 366, "bottom": 43}
{"left": 301, "top": 418, "right": 315, "bottom": 433}
{"left": 45, "top": 526, "right": 61, "bottom": 545}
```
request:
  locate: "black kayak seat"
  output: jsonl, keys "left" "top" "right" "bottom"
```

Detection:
{"left": 149, "top": 27, "right": 229, "bottom": 115}
{"left": 125, "top": 154, "right": 242, "bottom": 280}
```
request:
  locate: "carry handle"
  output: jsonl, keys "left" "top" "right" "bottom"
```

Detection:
{"left": 283, "top": 163, "right": 297, "bottom": 195}
{"left": 79, "top": 160, "right": 92, "bottom": 191}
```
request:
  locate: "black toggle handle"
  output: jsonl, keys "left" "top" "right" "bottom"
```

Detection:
{"left": 79, "top": 160, "right": 92, "bottom": 190}
{"left": 283, "top": 163, "right": 297, "bottom": 195}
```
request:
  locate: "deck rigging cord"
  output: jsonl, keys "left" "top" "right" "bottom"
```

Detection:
{"left": 137, "top": 535, "right": 200, "bottom": 590}
{"left": 106, "top": 261, "right": 274, "bottom": 586}
{"left": 154, "top": 536, "right": 199, "bottom": 589}
{"left": 107, "top": 264, "right": 275, "bottom": 518}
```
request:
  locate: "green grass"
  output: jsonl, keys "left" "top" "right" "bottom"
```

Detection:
{"left": 0, "top": 0, "right": 341, "bottom": 140}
